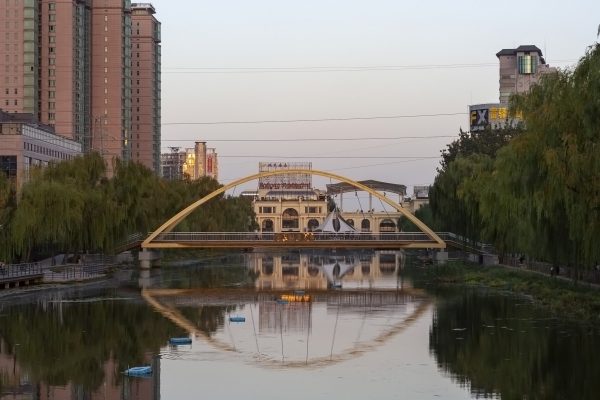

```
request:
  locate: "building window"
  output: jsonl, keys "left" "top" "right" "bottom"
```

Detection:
{"left": 48, "top": 102, "right": 55, "bottom": 109}
{"left": 49, "top": 47, "right": 54, "bottom": 53}
{"left": 49, "top": 91, "right": 55, "bottom": 98}
{"left": 49, "top": 14, "right": 55, "bottom": 21}
{"left": 49, "top": 3, "right": 56, "bottom": 10}
{"left": 49, "top": 57, "right": 55, "bottom": 65}
{"left": 48, "top": 112, "right": 55, "bottom": 120}
{"left": 49, "top": 36, "right": 55, "bottom": 43}
{"left": 49, "top": 25, "right": 55, "bottom": 32}
{"left": 49, "top": 80, "right": 55, "bottom": 87}
{"left": 518, "top": 54, "right": 537, "bottom": 74}
{"left": 48, "top": 68, "right": 55, "bottom": 76}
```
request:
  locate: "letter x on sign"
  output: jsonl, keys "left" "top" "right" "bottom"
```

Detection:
{"left": 476, "top": 109, "right": 488, "bottom": 125}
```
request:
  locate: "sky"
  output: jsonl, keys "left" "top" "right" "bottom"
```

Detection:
{"left": 149, "top": 0, "right": 600, "bottom": 194}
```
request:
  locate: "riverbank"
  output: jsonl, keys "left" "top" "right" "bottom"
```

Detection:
{"left": 420, "top": 261, "right": 600, "bottom": 324}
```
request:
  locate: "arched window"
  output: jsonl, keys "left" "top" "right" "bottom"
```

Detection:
{"left": 282, "top": 208, "right": 299, "bottom": 230}
{"left": 379, "top": 219, "right": 396, "bottom": 232}
{"left": 346, "top": 219, "right": 354, "bottom": 227}
{"left": 307, "top": 219, "right": 320, "bottom": 231}
{"left": 361, "top": 218, "right": 371, "bottom": 232}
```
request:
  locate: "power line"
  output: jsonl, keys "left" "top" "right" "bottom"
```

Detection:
{"left": 160, "top": 135, "right": 458, "bottom": 143}
{"left": 162, "top": 112, "right": 467, "bottom": 126}
{"left": 161, "top": 59, "right": 578, "bottom": 74}
{"left": 217, "top": 155, "right": 439, "bottom": 159}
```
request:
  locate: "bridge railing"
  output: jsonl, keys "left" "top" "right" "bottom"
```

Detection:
{"left": 154, "top": 232, "right": 438, "bottom": 243}
{"left": 436, "top": 232, "right": 495, "bottom": 254}
{"left": 0, "top": 263, "right": 43, "bottom": 279}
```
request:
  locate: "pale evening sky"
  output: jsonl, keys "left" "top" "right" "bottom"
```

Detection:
{"left": 149, "top": 0, "right": 600, "bottom": 193}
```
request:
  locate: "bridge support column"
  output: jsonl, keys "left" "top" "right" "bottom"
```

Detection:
{"left": 139, "top": 249, "right": 161, "bottom": 269}
{"left": 482, "top": 254, "right": 499, "bottom": 266}
{"left": 435, "top": 250, "right": 448, "bottom": 265}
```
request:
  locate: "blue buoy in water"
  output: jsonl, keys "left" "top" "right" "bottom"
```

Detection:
{"left": 124, "top": 366, "right": 152, "bottom": 376}
{"left": 169, "top": 337, "right": 192, "bottom": 345}
{"left": 229, "top": 316, "right": 246, "bottom": 323}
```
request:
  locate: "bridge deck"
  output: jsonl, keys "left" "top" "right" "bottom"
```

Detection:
{"left": 142, "top": 232, "right": 446, "bottom": 249}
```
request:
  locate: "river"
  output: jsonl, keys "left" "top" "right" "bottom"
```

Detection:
{"left": 1, "top": 250, "right": 599, "bottom": 399}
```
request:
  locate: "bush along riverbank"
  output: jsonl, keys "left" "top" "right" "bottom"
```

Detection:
{"left": 420, "top": 261, "right": 600, "bottom": 324}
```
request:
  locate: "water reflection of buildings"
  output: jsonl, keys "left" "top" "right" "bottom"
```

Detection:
{"left": 247, "top": 250, "right": 406, "bottom": 291}
{"left": 0, "top": 338, "right": 159, "bottom": 400}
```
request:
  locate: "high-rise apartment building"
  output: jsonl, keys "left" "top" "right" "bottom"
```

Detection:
{"left": 0, "top": 1, "right": 161, "bottom": 175}
{"left": 131, "top": 3, "right": 161, "bottom": 172}
{"left": 496, "top": 45, "right": 556, "bottom": 105}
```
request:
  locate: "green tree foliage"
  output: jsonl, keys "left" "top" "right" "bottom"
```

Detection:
{"left": 1, "top": 153, "right": 256, "bottom": 262}
{"left": 0, "top": 172, "right": 15, "bottom": 261}
{"left": 398, "top": 204, "right": 441, "bottom": 232}
{"left": 431, "top": 43, "right": 600, "bottom": 271}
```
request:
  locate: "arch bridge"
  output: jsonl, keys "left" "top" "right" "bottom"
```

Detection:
{"left": 141, "top": 169, "right": 445, "bottom": 250}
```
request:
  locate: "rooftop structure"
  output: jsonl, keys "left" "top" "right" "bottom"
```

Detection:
{"left": 496, "top": 45, "right": 556, "bottom": 105}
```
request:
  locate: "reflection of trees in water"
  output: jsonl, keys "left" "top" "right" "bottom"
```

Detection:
{"left": 0, "top": 297, "right": 180, "bottom": 392}
{"left": 179, "top": 305, "right": 237, "bottom": 337}
{"left": 162, "top": 264, "right": 253, "bottom": 289}
{"left": 430, "top": 289, "right": 600, "bottom": 399}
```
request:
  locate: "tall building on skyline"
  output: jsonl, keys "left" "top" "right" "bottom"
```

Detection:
{"left": 469, "top": 45, "right": 555, "bottom": 132}
{"left": 131, "top": 3, "right": 161, "bottom": 173}
{"left": 160, "top": 141, "right": 219, "bottom": 181}
{"left": 496, "top": 45, "right": 556, "bottom": 105}
{"left": 0, "top": 0, "right": 161, "bottom": 175}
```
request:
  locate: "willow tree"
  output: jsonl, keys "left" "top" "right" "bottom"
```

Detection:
{"left": 0, "top": 172, "right": 14, "bottom": 260}
{"left": 498, "top": 44, "right": 600, "bottom": 268}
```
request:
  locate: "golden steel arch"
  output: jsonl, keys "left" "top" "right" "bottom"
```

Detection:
{"left": 142, "top": 169, "right": 445, "bottom": 248}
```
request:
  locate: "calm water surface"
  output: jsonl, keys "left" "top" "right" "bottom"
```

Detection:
{"left": 1, "top": 250, "right": 599, "bottom": 399}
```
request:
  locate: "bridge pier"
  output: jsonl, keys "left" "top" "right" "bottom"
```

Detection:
{"left": 435, "top": 250, "right": 448, "bottom": 264}
{"left": 138, "top": 249, "right": 161, "bottom": 269}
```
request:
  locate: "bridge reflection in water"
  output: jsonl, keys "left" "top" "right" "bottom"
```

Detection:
{"left": 144, "top": 250, "right": 430, "bottom": 368}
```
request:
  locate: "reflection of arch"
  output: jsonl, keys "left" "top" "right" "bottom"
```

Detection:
{"left": 379, "top": 219, "right": 396, "bottom": 232}
{"left": 143, "top": 169, "right": 445, "bottom": 248}
{"left": 142, "top": 288, "right": 431, "bottom": 369}
{"left": 307, "top": 219, "right": 319, "bottom": 231}
{"left": 361, "top": 219, "right": 371, "bottom": 232}
{"left": 261, "top": 219, "right": 274, "bottom": 232}
{"left": 282, "top": 208, "right": 299, "bottom": 230}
